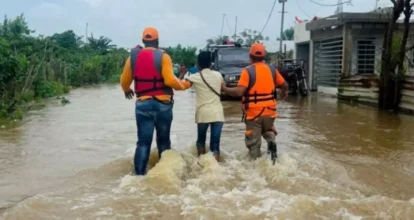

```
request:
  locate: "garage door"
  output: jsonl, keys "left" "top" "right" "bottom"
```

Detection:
{"left": 313, "top": 37, "right": 343, "bottom": 88}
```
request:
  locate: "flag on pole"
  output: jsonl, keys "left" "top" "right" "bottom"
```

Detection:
{"left": 295, "top": 16, "right": 303, "bottom": 23}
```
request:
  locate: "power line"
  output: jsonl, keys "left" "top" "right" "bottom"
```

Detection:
{"left": 260, "top": 0, "right": 277, "bottom": 34}
{"left": 296, "top": 0, "right": 311, "bottom": 18}
{"left": 308, "top": 0, "right": 352, "bottom": 6}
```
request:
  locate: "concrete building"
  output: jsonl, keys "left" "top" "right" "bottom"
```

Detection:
{"left": 294, "top": 7, "right": 414, "bottom": 112}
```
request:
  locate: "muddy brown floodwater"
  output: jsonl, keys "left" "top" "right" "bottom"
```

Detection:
{"left": 1, "top": 85, "right": 414, "bottom": 220}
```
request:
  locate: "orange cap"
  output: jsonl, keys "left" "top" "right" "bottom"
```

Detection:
{"left": 142, "top": 27, "right": 159, "bottom": 41}
{"left": 249, "top": 43, "right": 266, "bottom": 57}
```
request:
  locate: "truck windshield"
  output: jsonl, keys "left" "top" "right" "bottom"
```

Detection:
{"left": 217, "top": 49, "right": 250, "bottom": 65}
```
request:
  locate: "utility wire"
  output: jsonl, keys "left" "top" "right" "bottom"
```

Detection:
{"left": 296, "top": 0, "right": 311, "bottom": 18}
{"left": 308, "top": 0, "right": 352, "bottom": 6}
{"left": 260, "top": 0, "right": 277, "bottom": 34}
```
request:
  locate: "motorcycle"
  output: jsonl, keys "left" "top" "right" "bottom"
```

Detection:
{"left": 277, "top": 59, "right": 308, "bottom": 97}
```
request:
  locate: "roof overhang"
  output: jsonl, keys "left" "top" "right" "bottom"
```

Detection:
{"left": 306, "top": 8, "right": 393, "bottom": 31}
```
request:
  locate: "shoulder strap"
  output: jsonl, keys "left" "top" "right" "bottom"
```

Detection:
{"left": 200, "top": 70, "right": 221, "bottom": 97}
{"left": 130, "top": 47, "right": 141, "bottom": 73}
{"left": 153, "top": 49, "right": 164, "bottom": 74}
{"left": 246, "top": 65, "right": 256, "bottom": 92}
{"left": 266, "top": 64, "right": 277, "bottom": 87}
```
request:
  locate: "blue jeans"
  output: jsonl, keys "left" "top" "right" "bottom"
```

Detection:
{"left": 135, "top": 99, "right": 173, "bottom": 175}
{"left": 196, "top": 122, "right": 224, "bottom": 156}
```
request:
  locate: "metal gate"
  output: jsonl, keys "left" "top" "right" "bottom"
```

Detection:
{"left": 313, "top": 37, "right": 343, "bottom": 88}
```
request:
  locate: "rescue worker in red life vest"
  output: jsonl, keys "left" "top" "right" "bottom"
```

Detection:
{"left": 120, "top": 27, "right": 191, "bottom": 175}
{"left": 221, "top": 43, "right": 288, "bottom": 161}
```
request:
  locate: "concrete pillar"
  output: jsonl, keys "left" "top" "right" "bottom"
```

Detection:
{"left": 309, "top": 39, "right": 315, "bottom": 91}
{"left": 342, "top": 24, "right": 353, "bottom": 77}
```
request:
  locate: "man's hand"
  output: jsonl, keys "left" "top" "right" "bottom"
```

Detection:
{"left": 178, "top": 71, "right": 186, "bottom": 80}
{"left": 280, "top": 90, "right": 288, "bottom": 100}
{"left": 124, "top": 89, "right": 135, "bottom": 100}
{"left": 279, "top": 82, "right": 288, "bottom": 100}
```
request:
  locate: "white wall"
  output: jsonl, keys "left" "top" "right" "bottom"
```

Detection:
{"left": 262, "top": 40, "right": 295, "bottom": 53}
{"left": 294, "top": 22, "right": 310, "bottom": 44}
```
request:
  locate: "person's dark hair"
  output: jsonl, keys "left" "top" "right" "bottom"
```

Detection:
{"left": 142, "top": 39, "right": 159, "bottom": 48}
{"left": 191, "top": 63, "right": 195, "bottom": 67}
{"left": 250, "top": 54, "right": 264, "bottom": 63}
{"left": 197, "top": 51, "right": 212, "bottom": 70}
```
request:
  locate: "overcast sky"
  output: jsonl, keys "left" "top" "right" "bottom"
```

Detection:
{"left": 0, "top": 0, "right": 392, "bottom": 49}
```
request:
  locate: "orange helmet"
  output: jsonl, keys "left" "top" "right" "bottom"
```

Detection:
{"left": 142, "top": 27, "right": 159, "bottom": 41}
{"left": 249, "top": 43, "right": 266, "bottom": 57}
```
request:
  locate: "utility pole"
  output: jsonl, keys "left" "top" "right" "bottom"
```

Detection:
{"left": 85, "top": 23, "right": 88, "bottom": 42}
{"left": 374, "top": 0, "right": 379, "bottom": 10}
{"left": 278, "top": 0, "right": 287, "bottom": 58}
{"left": 335, "top": 0, "right": 343, "bottom": 14}
{"left": 220, "top": 13, "right": 226, "bottom": 38}
{"left": 234, "top": 16, "right": 238, "bottom": 42}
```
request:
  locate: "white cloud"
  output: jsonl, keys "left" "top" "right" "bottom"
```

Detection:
{"left": 82, "top": 0, "right": 106, "bottom": 8}
{"left": 1, "top": 0, "right": 386, "bottom": 49}
{"left": 28, "top": 2, "right": 64, "bottom": 18}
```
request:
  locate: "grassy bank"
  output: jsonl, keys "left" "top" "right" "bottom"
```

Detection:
{"left": 0, "top": 15, "right": 128, "bottom": 122}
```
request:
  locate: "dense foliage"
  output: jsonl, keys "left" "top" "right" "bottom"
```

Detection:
{"left": 163, "top": 44, "right": 197, "bottom": 67}
{"left": 206, "top": 29, "right": 270, "bottom": 46}
{"left": 0, "top": 14, "right": 129, "bottom": 119}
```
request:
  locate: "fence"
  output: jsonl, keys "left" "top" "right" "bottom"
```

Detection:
{"left": 338, "top": 43, "right": 414, "bottom": 113}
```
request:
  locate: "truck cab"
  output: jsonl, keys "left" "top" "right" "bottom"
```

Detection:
{"left": 205, "top": 43, "right": 250, "bottom": 97}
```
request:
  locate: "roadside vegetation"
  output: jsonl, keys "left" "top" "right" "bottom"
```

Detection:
{"left": 0, "top": 14, "right": 199, "bottom": 122}
{"left": 0, "top": 14, "right": 283, "bottom": 124}
{"left": 0, "top": 14, "right": 128, "bottom": 121}
{"left": 379, "top": 0, "right": 413, "bottom": 111}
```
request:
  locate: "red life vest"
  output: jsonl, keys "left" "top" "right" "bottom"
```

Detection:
{"left": 130, "top": 48, "right": 173, "bottom": 97}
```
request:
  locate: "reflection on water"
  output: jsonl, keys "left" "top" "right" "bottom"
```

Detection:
{"left": 1, "top": 85, "right": 414, "bottom": 219}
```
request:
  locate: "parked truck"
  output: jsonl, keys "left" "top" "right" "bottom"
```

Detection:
{"left": 204, "top": 43, "right": 250, "bottom": 98}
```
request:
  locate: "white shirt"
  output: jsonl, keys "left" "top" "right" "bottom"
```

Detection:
{"left": 186, "top": 69, "right": 225, "bottom": 123}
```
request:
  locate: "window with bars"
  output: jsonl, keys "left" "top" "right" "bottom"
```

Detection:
{"left": 356, "top": 39, "right": 376, "bottom": 75}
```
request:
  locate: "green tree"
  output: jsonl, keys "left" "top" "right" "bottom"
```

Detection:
{"left": 0, "top": 14, "right": 128, "bottom": 119}
{"left": 163, "top": 44, "right": 197, "bottom": 67}
{"left": 206, "top": 29, "right": 270, "bottom": 47}
{"left": 87, "top": 34, "right": 116, "bottom": 53}
{"left": 277, "top": 27, "right": 294, "bottom": 41}
{"left": 238, "top": 29, "right": 270, "bottom": 46}
{"left": 51, "top": 30, "right": 83, "bottom": 50}
{"left": 206, "top": 35, "right": 231, "bottom": 46}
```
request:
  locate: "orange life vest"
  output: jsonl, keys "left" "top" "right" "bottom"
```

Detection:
{"left": 242, "top": 63, "right": 277, "bottom": 120}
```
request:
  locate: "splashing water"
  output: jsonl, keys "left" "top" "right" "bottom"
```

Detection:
{"left": 1, "top": 86, "right": 414, "bottom": 219}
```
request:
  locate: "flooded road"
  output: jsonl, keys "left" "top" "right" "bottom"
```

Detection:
{"left": 1, "top": 85, "right": 414, "bottom": 219}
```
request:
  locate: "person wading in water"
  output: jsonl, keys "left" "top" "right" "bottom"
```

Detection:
{"left": 181, "top": 51, "right": 225, "bottom": 161}
{"left": 221, "top": 43, "right": 288, "bottom": 163}
{"left": 120, "top": 27, "right": 191, "bottom": 175}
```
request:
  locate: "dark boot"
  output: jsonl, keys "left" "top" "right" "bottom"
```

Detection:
{"left": 214, "top": 154, "right": 220, "bottom": 162}
{"left": 197, "top": 148, "right": 206, "bottom": 157}
{"left": 268, "top": 141, "right": 277, "bottom": 164}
